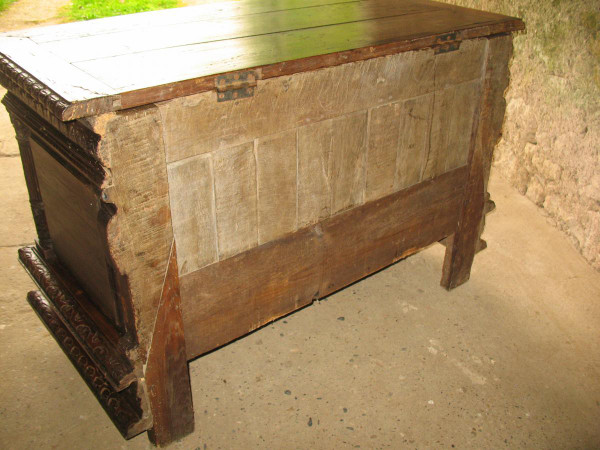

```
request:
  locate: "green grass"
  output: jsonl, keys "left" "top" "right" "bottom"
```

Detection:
{"left": 67, "top": 0, "right": 180, "bottom": 21}
{"left": 0, "top": 0, "right": 17, "bottom": 13}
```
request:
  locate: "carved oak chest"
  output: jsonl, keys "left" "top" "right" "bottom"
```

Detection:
{"left": 0, "top": 0, "right": 523, "bottom": 445}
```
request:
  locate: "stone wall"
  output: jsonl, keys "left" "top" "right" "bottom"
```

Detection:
{"left": 446, "top": 0, "right": 600, "bottom": 269}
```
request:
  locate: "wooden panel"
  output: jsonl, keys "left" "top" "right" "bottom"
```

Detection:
{"left": 441, "top": 35, "right": 513, "bottom": 289}
{"left": 39, "top": 1, "right": 436, "bottom": 63}
{"left": 213, "top": 142, "right": 258, "bottom": 259}
{"left": 146, "top": 244, "right": 194, "bottom": 446}
{"left": 167, "top": 155, "right": 218, "bottom": 276}
{"left": 72, "top": 9, "right": 517, "bottom": 92}
{"left": 0, "top": 0, "right": 524, "bottom": 120}
{"left": 426, "top": 79, "right": 481, "bottom": 179}
{"left": 181, "top": 165, "right": 467, "bottom": 358}
{"left": 320, "top": 165, "right": 466, "bottom": 296}
{"left": 256, "top": 130, "right": 298, "bottom": 244}
{"left": 30, "top": 138, "right": 120, "bottom": 327}
{"left": 297, "top": 118, "right": 333, "bottom": 227}
{"left": 181, "top": 226, "right": 323, "bottom": 358}
{"left": 330, "top": 111, "right": 368, "bottom": 213}
{"left": 434, "top": 38, "right": 486, "bottom": 89}
{"left": 365, "top": 103, "right": 399, "bottom": 201}
{"left": 158, "top": 47, "right": 434, "bottom": 163}
{"left": 98, "top": 106, "right": 174, "bottom": 352}
{"left": 365, "top": 92, "right": 434, "bottom": 200}
{"left": 395, "top": 93, "right": 434, "bottom": 189}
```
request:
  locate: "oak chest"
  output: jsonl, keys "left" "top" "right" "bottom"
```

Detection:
{"left": 0, "top": 0, "right": 523, "bottom": 445}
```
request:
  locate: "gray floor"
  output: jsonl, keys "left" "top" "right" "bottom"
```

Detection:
{"left": 1, "top": 96, "right": 599, "bottom": 449}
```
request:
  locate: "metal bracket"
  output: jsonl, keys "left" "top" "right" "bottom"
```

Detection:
{"left": 215, "top": 70, "right": 259, "bottom": 102}
{"left": 434, "top": 32, "right": 462, "bottom": 54}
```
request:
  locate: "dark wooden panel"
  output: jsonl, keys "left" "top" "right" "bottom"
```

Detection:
{"left": 146, "top": 243, "right": 195, "bottom": 446}
{"left": 320, "top": 166, "right": 467, "bottom": 296}
{"left": 19, "top": 246, "right": 135, "bottom": 390}
{"left": 26, "top": 291, "right": 150, "bottom": 439}
{"left": 29, "top": 138, "right": 122, "bottom": 329}
{"left": 181, "top": 166, "right": 467, "bottom": 359}
{"left": 181, "top": 225, "right": 323, "bottom": 358}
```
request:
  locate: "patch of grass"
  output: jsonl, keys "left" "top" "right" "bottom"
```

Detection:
{"left": 0, "top": 0, "right": 17, "bottom": 13}
{"left": 67, "top": 0, "right": 179, "bottom": 21}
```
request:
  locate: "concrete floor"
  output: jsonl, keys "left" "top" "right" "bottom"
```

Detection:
{"left": 1, "top": 4, "right": 600, "bottom": 450}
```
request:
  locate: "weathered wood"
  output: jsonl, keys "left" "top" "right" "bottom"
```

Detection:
{"left": 181, "top": 225, "right": 322, "bottom": 358}
{"left": 321, "top": 165, "right": 467, "bottom": 296}
{"left": 29, "top": 138, "right": 122, "bottom": 327}
{"left": 213, "top": 142, "right": 258, "bottom": 259}
{"left": 297, "top": 119, "right": 332, "bottom": 227}
{"left": 146, "top": 243, "right": 194, "bottom": 446}
{"left": 366, "top": 104, "right": 399, "bottom": 201}
{"left": 167, "top": 155, "right": 218, "bottom": 276}
{"left": 441, "top": 35, "right": 512, "bottom": 289}
{"left": 157, "top": 47, "right": 434, "bottom": 163}
{"left": 365, "top": 93, "right": 434, "bottom": 201}
{"left": 0, "top": 1, "right": 524, "bottom": 121}
{"left": 256, "top": 130, "right": 298, "bottom": 244}
{"left": 8, "top": 114, "right": 54, "bottom": 255}
{"left": 95, "top": 106, "right": 174, "bottom": 354}
{"left": 395, "top": 93, "right": 434, "bottom": 189}
{"left": 182, "top": 166, "right": 467, "bottom": 359}
{"left": 426, "top": 79, "right": 481, "bottom": 179}
{"left": 26, "top": 291, "right": 149, "bottom": 439}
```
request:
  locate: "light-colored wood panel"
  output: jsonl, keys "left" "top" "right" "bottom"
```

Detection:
{"left": 434, "top": 37, "right": 486, "bottom": 90}
{"left": 255, "top": 130, "right": 297, "bottom": 244}
{"left": 330, "top": 111, "right": 368, "bottom": 214}
{"left": 444, "top": 80, "right": 481, "bottom": 172}
{"left": 426, "top": 79, "right": 481, "bottom": 179}
{"left": 297, "top": 119, "right": 333, "bottom": 227}
{"left": 167, "top": 155, "right": 218, "bottom": 276}
{"left": 158, "top": 47, "right": 434, "bottom": 163}
{"left": 213, "top": 142, "right": 258, "bottom": 259}
{"left": 365, "top": 104, "right": 399, "bottom": 201}
{"left": 96, "top": 107, "right": 173, "bottom": 352}
{"left": 395, "top": 93, "right": 434, "bottom": 189}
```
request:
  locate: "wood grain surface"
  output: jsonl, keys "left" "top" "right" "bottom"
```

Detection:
{"left": 181, "top": 166, "right": 467, "bottom": 359}
{"left": 0, "top": 0, "right": 524, "bottom": 120}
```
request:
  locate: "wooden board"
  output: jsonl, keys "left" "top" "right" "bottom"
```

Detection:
{"left": 0, "top": 0, "right": 524, "bottom": 120}
{"left": 181, "top": 165, "right": 467, "bottom": 359}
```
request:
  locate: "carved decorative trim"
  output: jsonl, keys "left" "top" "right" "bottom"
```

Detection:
{"left": 27, "top": 291, "right": 149, "bottom": 439}
{"left": 19, "top": 246, "right": 136, "bottom": 391}
{"left": 2, "top": 90, "right": 100, "bottom": 159}
{"left": 0, "top": 54, "right": 70, "bottom": 119}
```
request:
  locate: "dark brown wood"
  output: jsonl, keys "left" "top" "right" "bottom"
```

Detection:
{"left": 4, "top": 92, "right": 138, "bottom": 345}
{"left": 440, "top": 35, "right": 512, "bottom": 289}
{"left": 9, "top": 115, "right": 54, "bottom": 256}
{"left": 182, "top": 166, "right": 467, "bottom": 359}
{"left": 146, "top": 243, "right": 195, "bottom": 446}
{"left": 26, "top": 290, "right": 149, "bottom": 438}
{"left": 19, "top": 246, "right": 135, "bottom": 390}
{"left": 0, "top": 0, "right": 524, "bottom": 121}
{"left": 320, "top": 166, "right": 468, "bottom": 297}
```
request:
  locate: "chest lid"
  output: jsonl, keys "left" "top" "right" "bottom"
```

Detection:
{"left": 0, "top": 0, "right": 523, "bottom": 122}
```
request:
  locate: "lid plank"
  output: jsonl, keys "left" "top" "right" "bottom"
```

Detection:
{"left": 0, "top": 0, "right": 524, "bottom": 121}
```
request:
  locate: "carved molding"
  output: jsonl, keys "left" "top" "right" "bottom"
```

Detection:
{"left": 27, "top": 291, "right": 149, "bottom": 439}
{"left": 0, "top": 54, "right": 70, "bottom": 119}
{"left": 19, "top": 246, "right": 136, "bottom": 391}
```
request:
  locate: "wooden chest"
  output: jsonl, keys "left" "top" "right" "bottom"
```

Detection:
{"left": 0, "top": 0, "right": 523, "bottom": 445}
